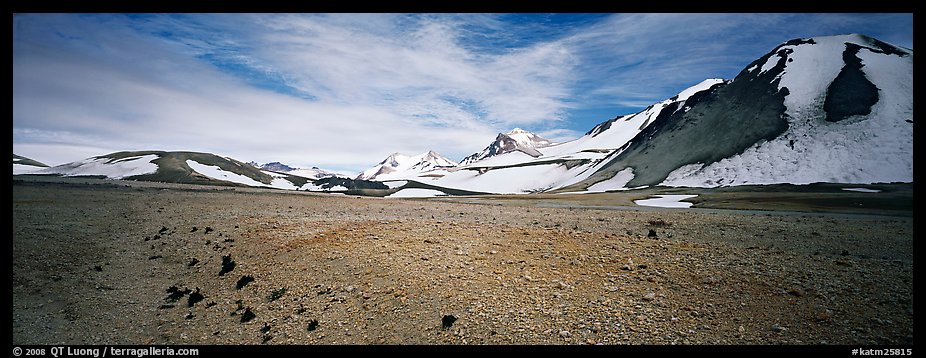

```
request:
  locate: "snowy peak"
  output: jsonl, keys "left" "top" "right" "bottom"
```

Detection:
{"left": 504, "top": 128, "right": 553, "bottom": 148}
{"left": 737, "top": 33, "right": 911, "bottom": 125}
{"left": 419, "top": 150, "right": 458, "bottom": 168}
{"left": 377, "top": 152, "right": 415, "bottom": 168}
{"left": 461, "top": 128, "right": 554, "bottom": 165}
{"left": 357, "top": 150, "right": 458, "bottom": 181}
{"left": 569, "top": 33, "right": 912, "bottom": 190}
{"left": 287, "top": 167, "right": 348, "bottom": 180}
{"left": 247, "top": 161, "right": 348, "bottom": 180}
{"left": 742, "top": 34, "right": 910, "bottom": 86}
{"left": 792, "top": 33, "right": 908, "bottom": 57}
{"left": 249, "top": 161, "right": 296, "bottom": 172}
{"left": 585, "top": 78, "right": 727, "bottom": 139}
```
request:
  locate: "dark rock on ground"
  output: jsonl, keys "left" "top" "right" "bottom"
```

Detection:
{"left": 219, "top": 255, "right": 236, "bottom": 276}
{"left": 188, "top": 288, "right": 205, "bottom": 307}
{"left": 236, "top": 275, "right": 254, "bottom": 290}
{"left": 240, "top": 308, "right": 256, "bottom": 323}
{"left": 442, "top": 314, "right": 457, "bottom": 329}
{"left": 165, "top": 286, "right": 191, "bottom": 302}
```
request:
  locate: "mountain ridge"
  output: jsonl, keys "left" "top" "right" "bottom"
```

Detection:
{"left": 356, "top": 150, "right": 458, "bottom": 181}
{"left": 14, "top": 34, "right": 912, "bottom": 196}
{"left": 26, "top": 150, "right": 386, "bottom": 192}
{"left": 248, "top": 161, "right": 348, "bottom": 180}
{"left": 361, "top": 34, "right": 911, "bottom": 194}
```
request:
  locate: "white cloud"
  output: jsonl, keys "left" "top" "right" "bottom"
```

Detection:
{"left": 246, "top": 14, "right": 575, "bottom": 126}
{"left": 14, "top": 14, "right": 570, "bottom": 170}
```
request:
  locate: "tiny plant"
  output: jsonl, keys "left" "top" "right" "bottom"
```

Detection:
{"left": 267, "top": 287, "right": 287, "bottom": 302}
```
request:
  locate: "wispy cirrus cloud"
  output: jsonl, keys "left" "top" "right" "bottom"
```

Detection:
{"left": 244, "top": 14, "right": 576, "bottom": 127}
{"left": 13, "top": 14, "right": 577, "bottom": 171}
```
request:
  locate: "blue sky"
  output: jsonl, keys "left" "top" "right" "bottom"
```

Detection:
{"left": 13, "top": 13, "right": 913, "bottom": 174}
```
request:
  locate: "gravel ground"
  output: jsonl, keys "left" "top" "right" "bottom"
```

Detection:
{"left": 12, "top": 178, "right": 913, "bottom": 345}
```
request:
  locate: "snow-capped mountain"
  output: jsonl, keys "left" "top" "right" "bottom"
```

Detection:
{"left": 393, "top": 78, "right": 726, "bottom": 194}
{"left": 359, "top": 78, "right": 732, "bottom": 194}
{"left": 247, "top": 161, "right": 348, "bottom": 180}
{"left": 16, "top": 34, "right": 910, "bottom": 197}
{"left": 378, "top": 34, "right": 910, "bottom": 194}
{"left": 248, "top": 161, "right": 295, "bottom": 172}
{"left": 357, "top": 151, "right": 458, "bottom": 181}
{"left": 288, "top": 167, "right": 349, "bottom": 180}
{"left": 13, "top": 154, "right": 50, "bottom": 175}
{"left": 568, "top": 34, "right": 912, "bottom": 190}
{"left": 28, "top": 151, "right": 385, "bottom": 192}
{"left": 460, "top": 128, "right": 554, "bottom": 165}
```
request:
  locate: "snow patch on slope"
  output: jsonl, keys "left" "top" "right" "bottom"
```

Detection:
{"left": 262, "top": 170, "right": 302, "bottom": 190}
{"left": 13, "top": 164, "right": 44, "bottom": 175}
{"left": 187, "top": 160, "right": 267, "bottom": 187}
{"left": 585, "top": 168, "right": 635, "bottom": 192}
{"left": 675, "top": 78, "right": 725, "bottom": 102}
{"left": 634, "top": 195, "right": 697, "bottom": 208}
{"left": 842, "top": 187, "right": 881, "bottom": 193}
{"left": 434, "top": 164, "right": 575, "bottom": 194}
{"left": 461, "top": 151, "right": 538, "bottom": 168}
{"left": 777, "top": 37, "right": 849, "bottom": 119}
{"left": 187, "top": 163, "right": 348, "bottom": 191}
{"left": 386, "top": 188, "right": 445, "bottom": 198}
{"left": 382, "top": 180, "right": 408, "bottom": 189}
{"left": 40, "top": 155, "right": 159, "bottom": 179}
